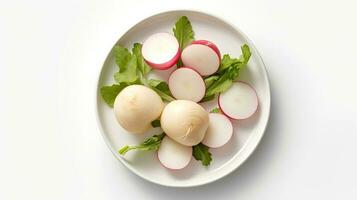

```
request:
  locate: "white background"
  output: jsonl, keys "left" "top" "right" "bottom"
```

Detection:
{"left": 1, "top": 0, "right": 357, "bottom": 199}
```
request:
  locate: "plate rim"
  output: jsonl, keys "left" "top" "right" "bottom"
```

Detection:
{"left": 95, "top": 9, "right": 271, "bottom": 187}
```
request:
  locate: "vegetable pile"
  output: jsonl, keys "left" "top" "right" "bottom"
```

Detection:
{"left": 101, "top": 16, "right": 258, "bottom": 169}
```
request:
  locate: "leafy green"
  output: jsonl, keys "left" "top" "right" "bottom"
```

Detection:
{"left": 219, "top": 44, "right": 251, "bottom": 72}
{"left": 113, "top": 46, "right": 132, "bottom": 71}
{"left": 219, "top": 54, "right": 241, "bottom": 72}
{"left": 204, "top": 75, "right": 219, "bottom": 88}
{"left": 193, "top": 143, "right": 212, "bottom": 166}
{"left": 100, "top": 84, "right": 127, "bottom": 107}
{"left": 240, "top": 44, "right": 251, "bottom": 63}
{"left": 173, "top": 16, "right": 195, "bottom": 67}
{"left": 151, "top": 119, "right": 161, "bottom": 128}
{"left": 205, "top": 71, "right": 233, "bottom": 97}
{"left": 118, "top": 133, "right": 165, "bottom": 155}
{"left": 204, "top": 44, "right": 251, "bottom": 98}
{"left": 173, "top": 16, "right": 195, "bottom": 49}
{"left": 148, "top": 79, "right": 175, "bottom": 102}
{"left": 114, "top": 55, "right": 138, "bottom": 83}
{"left": 132, "top": 43, "right": 151, "bottom": 76}
{"left": 101, "top": 43, "right": 154, "bottom": 107}
{"left": 210, "top": 107, "right": 221, "bottom": 113}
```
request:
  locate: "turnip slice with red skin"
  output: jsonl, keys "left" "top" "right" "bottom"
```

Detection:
{"left": 181, "top": 40, "right": 220, "bottom": 76}
{"left": 219, "top": 82, "right": 258, "bottom": 120}
{"left": 142, "top": 33, "right": 180, "bottom": 70}
{"left": 202, "top": 113, "right": 233, "bottom": 148}
{"left": 158, "top": 136, "right": 192, "bottom": 170}
{"left": 168, "top": 67, "right": 205, "bottom": 102}
{"left": 192, "top": 40, "right": 221, "bottom": 59}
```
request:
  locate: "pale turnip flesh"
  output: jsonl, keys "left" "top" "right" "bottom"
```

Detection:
{"left": 158, "top": 136, "right": 192, "bottom": 170}
{"left": 161, "top": 100, "right": 209, "bottom": 146}
{"left": 168, "top": 67, "right": 205, "bottom": 102}
{"left": 114, "top": 85, "right": 164, "bottom": 134}
{"left": 142, "top": 32, "right": 180, "bottom": 70}
{"left": 181, "top": 43, "right": 220, "bottom": 76}
{"left": 219, "top": 82, "right": 258, "bottom": 120}
{"left": 202, "top": 113, "right": 233, "bottom": 148}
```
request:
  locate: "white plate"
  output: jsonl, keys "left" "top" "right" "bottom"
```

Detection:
{"left": 96, "top": 10, "right": 270, "bottom": 187}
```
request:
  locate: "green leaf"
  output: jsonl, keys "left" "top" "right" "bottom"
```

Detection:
{"left": 204, "top": 44, "right": 251, "bottom": 97}
{"left": 205, "top": 72, "right": 233, "bottom": 97}
{"left": 240, "top": 44, "right": 251, "bottom": 64}
{"left": 132, "top": 43, "right": 151, "bottom": 76}
{"left": 204, "top": 75, "right": 219, "bottom": 88}
{"left": 210, "top": 107, "right": 220, "bottom": 113}
{"left": 151, "top": 119, "right": 161, "bottom": 128}
{"left": 219, "top": 54, "right": 241, "bottom": 72}
{"left": 114, "top": 55, "right": 138, "bottom": 83}
{"left": 173, "top": 16, "right": 195, "bottom": 50}
{"left": 148, "top": 79, "right": 175, "bottom": 101}
{"left": 100, "top": 84, "right": 127, "bottom": 107}
{"left": 193, "top": 143, "right": 212, "bottom": 166}
{"left": 118, "top": 133, "right": 165, "bottom": 155}
{"left": 173, "top": 16, "right": 195, "bottom": 67}
{"left": 113, "top": 46, "right": 132, "bottom": 71}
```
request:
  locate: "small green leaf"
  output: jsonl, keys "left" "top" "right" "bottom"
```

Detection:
{"left": 100, "top": 84, "right": 127, "bottom": 107}
{"left": 219, "top": 54, "right": 241, "bottom": 72}
{"left": 148, "top": 79, "right": 175, "bottom": 101}
{"left": 151, "top": 119, "right": 161, "bottom": 128}
{"left": 114, "top": 55, "right": 138, "bottom": 83}
{"left": 204, "top": 75, "right": 219, "bottom": 88}
{"left": 173, "top": 16, "right": 195, "bottom": 50}
{"left": 240, "top": 44, "right": 251, "bottom": 64}
{"left": 118, "top": 133, "right": 165, "bottom": 155}
{"left": 210, "top": 107, "right": 220, "bottom": 113}
{"left": 132, "top": 43, "right": 151, "bottom": 76}
{"left": 193, "top": 143, "right": 212, "bottom": 166}
{"left": 205, "top": 74, "right": 233, "bottom": 97}
{"left": 113, "top": 46, "right": 131, "bottom": 71}
{"left": 204, "top": 44, "right": 251, "bottom": 98}
{"left": 173, "top": 16, "right": 195, "bottom": 67}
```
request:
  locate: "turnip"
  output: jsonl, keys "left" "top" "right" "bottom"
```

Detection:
{"left": 218, "top": 82, "right": 258, "bottom": 120}
{"left": 168, "top": 67, "right": 205, "bottom": 102}
{"left": 181, "top": 40, "right": 221, "bottom": 76}
{"left": 158, "top": 136, "right": 192, "bottom": 170}
{"left": 160, "top": 100, "right": 209, "bottom": 146}
{"left": 114, "top": 85, "right": 164, "bottom": 134}
{"left": 142, "top": 32, "right": 180, "bottom": 70}
{"left": 202, "top": 113, "right": 233, "bottom": 148}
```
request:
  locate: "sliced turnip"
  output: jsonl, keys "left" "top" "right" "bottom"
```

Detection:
{"left": 202, "top": 113, "right": 233, "bottom": 148}
{"left": 142, "top": 32, "right": 180, "bottom": 70}
{"left": 192, "top": 40, "right": 221, "bottom": 59}
{"left": 158, "top": 136, "right": 192, "bottom": 170}
{"left": 181, "top": 40, "right": 220, "bottom": 76}
{"left": 168, "top": 67, "right": 205, "bottom": 102}
{"left": 219, "top": 82, "right": 258, "bottom": 120}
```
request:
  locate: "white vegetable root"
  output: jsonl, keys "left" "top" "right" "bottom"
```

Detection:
{"left": 114, "top": 85, "right": 164, "bottom": 133}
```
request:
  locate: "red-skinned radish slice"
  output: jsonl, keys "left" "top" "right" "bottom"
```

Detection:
{"left": 142, "top": 33, "right": 180, "bottom": 70}
{"left": 192, "top": 40, "right": 221, "bottom": 59}
{"left": 168, "top": 67, "right": 205, "bottom": 102}
{"left": 218, "top": 82, "right": 258, "bottom": 120}
{"left": 181, "top": 40, "right": 220, "bottom": 76}
{"left": 158, "top": 136, "right": 192, "bottom": 170}
{"left": 202, "top": 113, "right": 233, "bottom": 148}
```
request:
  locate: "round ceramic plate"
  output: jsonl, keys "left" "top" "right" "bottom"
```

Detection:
{"left": 96, "top": 10, "right": 270, "bottom": 187}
